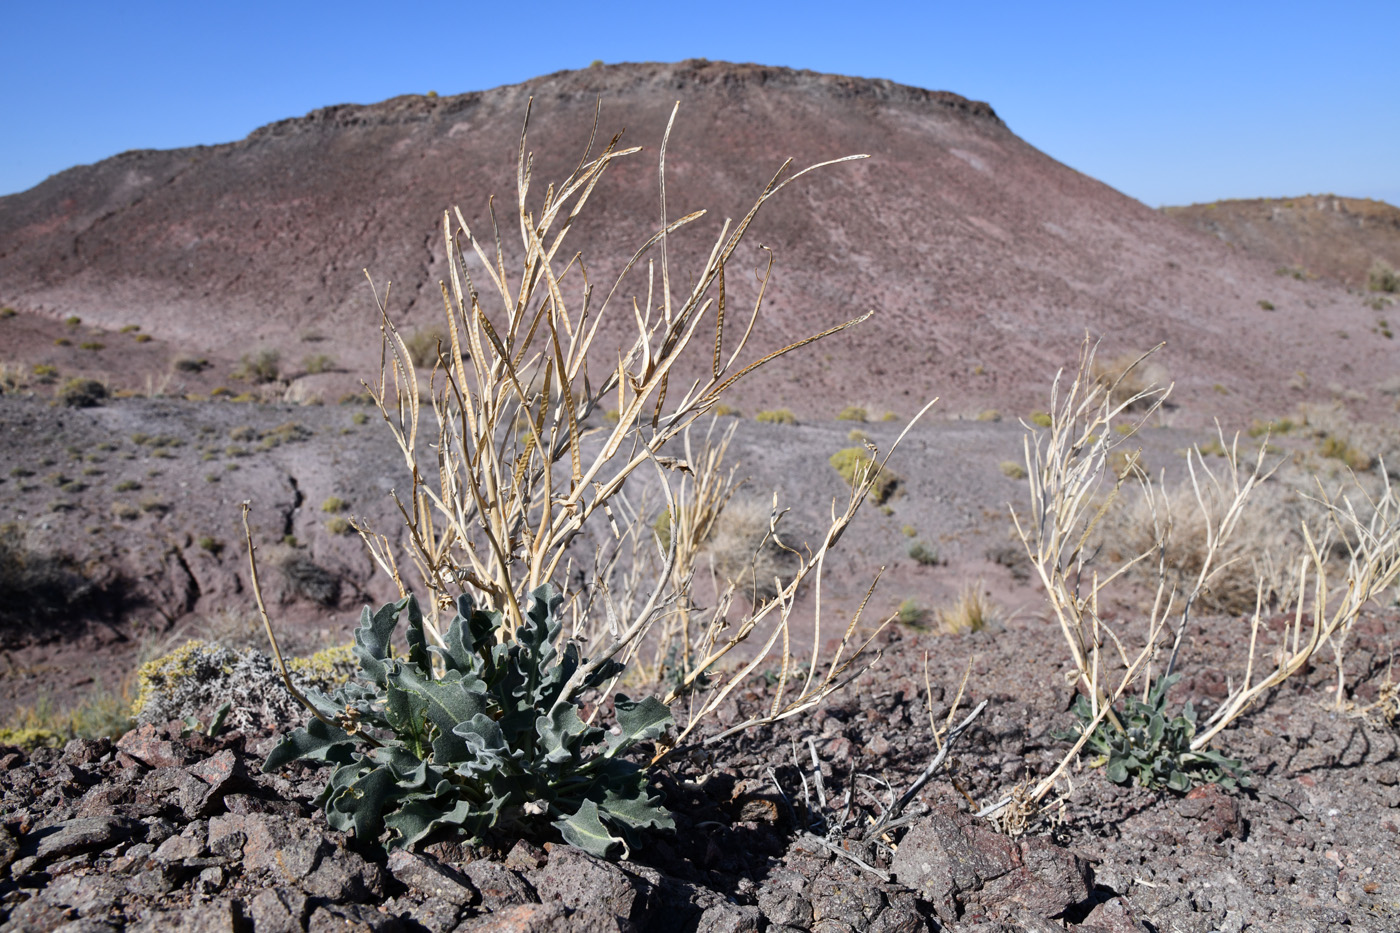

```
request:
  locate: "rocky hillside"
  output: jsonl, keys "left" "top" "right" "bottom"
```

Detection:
{"left": 1163, "top": 194, "right": 1400, "bottom": 288}
{"left": 2, "top": 60, "right": 1394, "bottom": 421}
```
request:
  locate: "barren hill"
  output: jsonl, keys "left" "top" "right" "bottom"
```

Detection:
{"left": 1, "top": 60, "right": 1395, "bottom": 420}
{"left": 1163, "top": 194, "right": 1400, "bottom": 288}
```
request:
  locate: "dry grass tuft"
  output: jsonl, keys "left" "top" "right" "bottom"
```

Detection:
{"left": 936, "top": 582, "right": 995, "bottom": 634}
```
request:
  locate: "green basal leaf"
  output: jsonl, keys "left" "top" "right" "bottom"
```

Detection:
{"left": 326, "top": 763, "right": 399, "bottom": 841}
{"left": 538, "top": 704, "right": 593, "bottom": 765}
{"left": 355, "top": 598, "right": 412, "bottom": 687}
{"left": 599, "top": 772, "right": 674, "bottom": 832}
{"left": 401, "top": 595, "right": 433, "bottom": 675}
{"left": 608, "top": 695, "right": 672, "bottom": 753}
{"left": 556, "top": 799, "right": 624, "bottom": 858}
{"left": 386, "top": 795, "right": 497, "bottom": 849}
{"left": 263, "top": 717, "right": 357, "bottom": 771}
{"left": 1105, "top": 759, "right": 1129, "bottom": 784}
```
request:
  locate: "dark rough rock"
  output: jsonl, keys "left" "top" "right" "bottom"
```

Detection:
{"left": 809, "top": 860, "right": 924, "bottom": 933}
{"left": 23, "top": 816, "right": 138, "bottom": 864}
{"left": 126, "top": 900, "right": 244, "bottom": 932}
{"left": 116, "top": 725, "right": 192, "bottom": 770}
{"left": 890, "top": 805, "right": 1091, "bottom": 924}
{"left": 455, "top": 902, "right": 571, "bottom": 931}
{"left": 248, "top": 887, "right": 310, "bottom": 933}
{"left": 460, "top": 859, "right": 537, "bottom": 910}
{"left": 526, "top": 846, "right": 654, "bottom": 930}
{"left": 386, "top": 849, "right": 479, "bottom": 907}
{"left": 1175, "top": 782, "right": 1244, "bottom": 841}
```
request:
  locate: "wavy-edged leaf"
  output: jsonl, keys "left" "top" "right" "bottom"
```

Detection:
{"left": 555, "top": 798, "right": 623, "bottom": 858}
{"left": 401, "top": 595, "right": 433, "bottom": 675}
{"left": 607, "top": 694, "right": 672, "bottom": 753}
{"left": 537, "top": 704, "right": 591, "bottom": 764}
{"left": 432, "top": 595, "right": 493, "bottom": 678}
{"left": 385, "top": 675, "right": 431, "bottom": 756}
{"left": 451, "top": 712, "right": 516, "bottom": 775}
{"left": 325, "top": 763, "right": 398, "bottom": 840}
{"left": 386, "top": 795, "right": 498, "bottom": 849}
{"left": 387, "top": 662, "right": 488, "bottom": 760}
{"left": 263, "top": 717, "right": 357, "bottom": 771}
{"left": 601, "top": 781, "right": 675, "bottom": 833}
{"left": 355, "top": 598, "right": 411, "bottom": 687}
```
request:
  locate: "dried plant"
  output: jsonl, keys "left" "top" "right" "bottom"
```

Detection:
{"left": 247, "top": 101, "right": 937, "bottom": 854}
{"left": 991, "top": 340, "right": 1400, "bottom": 818}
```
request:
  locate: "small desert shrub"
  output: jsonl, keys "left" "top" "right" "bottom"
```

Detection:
{"left": 351, "top": 411, "right": 369, "bottom": 425}
{"left": 0, "top": 307, "right": 14, "bottom": 318}
{"left": 236, "top": 349, "right": 280, "bottom": 384}
{"left": 1057, "top": 674, "right": 1249, "bottom": 791}
{"left": 120, "top": 324, "right": 141, "bottom": 333}
{"left": 403, "top": 328, "right": 450, "bottom": 368}
{"left": 837, "top": 406, "right": 868, "bottom": 422}
{"left": 32, "top": 364, "right": 58, "bottom": 381}
{"left": 174, "top": 357, "right": 210, "bottom": 373}
{"left": 848, "top": 429, "right": 871, "bottom": 443}
{"left": 0, "top": 689, "right": 133, "bottom": 751}
{"left": 1318, "top": 435, "right": 1372, "bottom": 472}
{"left": 53, "top": 338, "right": 71, "bottom": 347}
{"left": 976, "top": 409, "right": 1001, "bottom": 422}
{"left": 57, "top": 378, "right": 108, "bottom": 408}
{"left": 325, "top": 516, "right": 352, "bottom": 536}
{"left": 755, "top": 408, "right": 797, "bottom": 425}
{"left": 321, "top": 496, "right": 348, "bottom": 514}
{"left": 901, "top": 524, "right": 917, "bottom": 537}
{"left": 908, "top": 540, "right": 939, "bottom": 565}
{"left": 134, "top": 334, "right": 152, "bottom": 343}
{"left": 936, "top": 582, "right": 995, "bottom": 634}
{"left": 303, "top": 353, "right": 335, "bottom": 374}
{"left": 1097, "top": 478, "right": 1298, "bottom": 615}
{"left": 999, "top": 461, "right": 1027, "bottom": 479}
{"left": 1091, "top": 351, "right": 1167, "bottom": 411}
{"left": 64, "top": 315, "right": 81, "bottom": 328}
{"left": 114, "top": 479, "right": 141, "bottom": 492}
{"left": 198, "top": 536, "right": 223, "bottom": 555}
{"left": 1196, "top": 438, "right": 1227, "bottom": 458}
{"left": 701, "top": 497, "right": 792, "bottom": 601}
{"left": 139, "top": 497, "right": 169, "bottom": 515}
{"left": 1369, "top": 260, "right": 1399, "bottom": 294}
{"left": 714, "top": 404, "right": 741, "bottom": 418}
{"left": 1257, "top": 300, "right": 1275, "bottom": 311}
{"left": 896, "top": 598, "right": 928, "bottom": 627}
{"left": 1029, "top": 411, "right": 1053, "bottom": 428}
{"left": 830, "top": 447, "right": 898, "bottom": 503}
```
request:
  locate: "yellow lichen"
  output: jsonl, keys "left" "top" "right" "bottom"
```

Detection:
{"left": 132, "top": 639, "right": 209, "bottom": 716}
{"left": 289, "top": 644, "right": 357, "bottom": 690}
{"left": 0, "top": 727, "right": 65, "bottom": 750}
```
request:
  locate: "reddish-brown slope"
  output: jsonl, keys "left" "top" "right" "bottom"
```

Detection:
{"left": 1163, "top": 195, "right": 1400, "bottom": 288}
{"left": 1, "top": 60, "right": 1393, "bottom": 420}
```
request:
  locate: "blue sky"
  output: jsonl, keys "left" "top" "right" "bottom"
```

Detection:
{"left": 2, "top": 1, "right": 1396, "bottom": 206}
